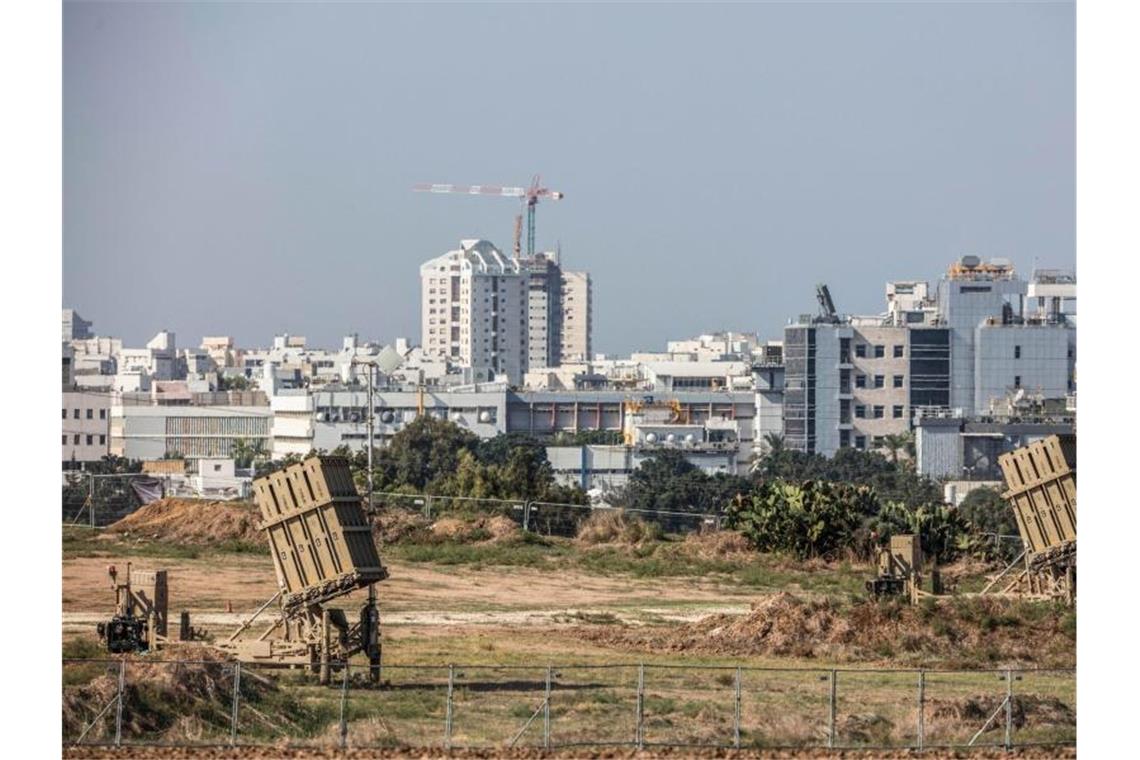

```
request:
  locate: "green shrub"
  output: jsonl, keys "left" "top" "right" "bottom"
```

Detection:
{"left": 725, "top": 480, "right": 873, "bottom": 559}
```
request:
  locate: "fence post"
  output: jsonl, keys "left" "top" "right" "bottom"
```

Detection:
{"left": 543, "top": 666, "right": 552, "bottom": 749}
{"left": 733, "top": 667, "right": 742, "bottom": 749}
{"left": 522, "top": 502, "right": 531, "bottom": 532}
{"left": 917, "top": 670, "right": 926, "bottom": 750}
{"left": 89, "top": 474, "right": 96, "bottom": 529}
{"left": 828, "top": 669, "right": 837, "bottom": 749}
{"left": 1004, "top": 669, "right": 1014, "bottom": 750}
{"left": 230, "top": 661, "right": 242, "bottom": 746}
{"left": 339, "top": 663, "right": 350, "bottom": 749}
{"left": 424, "top": 496, "right": 432, "bottom": 520}
{"left": 114, "top": 660, "right": 125, "bottom": 746}
{"left": 635, "top": 663, "right": 645, "bottom": 749}
{"left": 444, "top": 664, "right": 454, "bottom": 749}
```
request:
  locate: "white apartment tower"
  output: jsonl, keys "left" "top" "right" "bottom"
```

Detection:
{"left": 560, "top": 270, "right": 592, "bottom": 363}
{"left": 420, "top": 240, "right": 592, "bottom": 383}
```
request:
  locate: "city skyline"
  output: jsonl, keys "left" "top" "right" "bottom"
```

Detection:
{"left": 64, "top": 2, "right": 1073, "bottom": 354}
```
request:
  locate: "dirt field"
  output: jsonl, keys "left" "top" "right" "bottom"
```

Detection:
{"left": 61, "top": 519, "right": 1075, "bottom": 753}
{"left": 63, "top": 552, "right": 752, "bottom": 627}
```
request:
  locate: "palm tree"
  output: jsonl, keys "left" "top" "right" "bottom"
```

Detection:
{"left": 762, "top": 432, "right": 785, "bottom": 455}
{"left": 881, "top": 433, "right": 911, "bottom": 465}
{"left": 231, "top": 438, "right": 254, "bottom": 468}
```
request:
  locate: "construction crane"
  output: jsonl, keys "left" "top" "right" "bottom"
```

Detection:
{"left": 413, "top": 175, "right": 564, "bottom": 258}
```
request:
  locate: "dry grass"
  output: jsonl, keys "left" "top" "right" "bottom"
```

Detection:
{"left": 430, "top": 515, "right": 523, "bottom": 544}
{"left": 572, "top": 592, "right": 1075, "bottom": 668}
{"left": 575, "top": 511, "right": 664, "bottom": 546}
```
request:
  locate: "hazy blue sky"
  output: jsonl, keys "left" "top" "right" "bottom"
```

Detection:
{"left": 64, "top": 1, "right": 1074, "bottom": 354}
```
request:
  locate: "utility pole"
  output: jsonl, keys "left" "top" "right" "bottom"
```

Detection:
{"left": 366, "top": 361, "right": 375, "bottom": 515}
{"left": 363, "top": 360, "right": 381, "bottom": 683}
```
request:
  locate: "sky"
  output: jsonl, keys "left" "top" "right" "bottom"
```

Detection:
{"left": 63, "top": 1, "right": 1074, "bottom": 355}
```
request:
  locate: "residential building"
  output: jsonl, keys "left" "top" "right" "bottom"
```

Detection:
{"left": 62, "top": 390, "right": 111, "bottom": 467}
{"left": 421, "top": 240, "right": 528, "bottom": 382}
{"left": 201, "top": 337, "right": 239, "bottom": 368}
{"left": 559, "top": 270, "right": 592, "bottom": 362}
{"left": 420, "top": 240, "right": 593, "bottom": 384}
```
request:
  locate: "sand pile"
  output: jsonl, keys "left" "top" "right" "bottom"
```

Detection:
{"left": 573, "top": 593, "right": 1075, "bottom": 667}
{"left": 107, "top": 498, "right": 266, "bottom": 546}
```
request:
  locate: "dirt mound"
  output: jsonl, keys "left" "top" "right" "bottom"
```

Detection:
{"left": 573, "top": 593, "right": 1075, "bottom": 667}
{"left": 107, "top": 499, "right": 265, "bottom": 546}
{"left": 575, "top": 511, "right": 663, "bottom": 546}
{"left": 373, "top": 508, "right": 431, "bottom": 544}
{"left": 430, "top": 515, "right": 523, "bottom": 544}
{"left": 681, "top": 530, "right": 752, "bottom": 558}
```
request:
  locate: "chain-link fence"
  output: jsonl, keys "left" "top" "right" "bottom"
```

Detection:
{"left": 62, "top": 658, "right": 1075, "bottom": 750}
{"left": 62, "top": 472, "right": 253, "bottom": 528}
{"left": 62, "top": 473, "right": 156, "bottom": 528}
{"left": 372, "top": 492, "right": 723, "bottom": 538}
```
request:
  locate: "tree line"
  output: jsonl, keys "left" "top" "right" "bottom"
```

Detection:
{"left": 90, "top": 419, "right": 1018, "bottom": 563}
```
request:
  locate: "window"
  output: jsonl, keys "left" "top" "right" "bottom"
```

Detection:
{"left": 86, "top": 435, "right": 93, "bottom": 445}
{"left": 893, "top": 375, "right": 904, "bottom": 388}
{"left": 62, "top": 408, "right": 66, "bottom": 419}
{"left": 893, "top": 405, "right": 904, "bottom": 419}
{"left": 854, "top": 405, "right": 866, "bottom": 419}
{"left": 874, "top": 375, "right": 884, "bottom": 389}
{"left": 62, "top": 434, "right": 67, "bottom": 445}
{"left": 874, "top": 345, "right": 885, "bottom": 358}
{"left": 99, "top": 435, "right": 106, "bottom": 445}
{"left": 872, "top": 436, "right": 884, "bottom": 448}
{"left": 1014, "top": 345, "right": 1021, "bottom": 359}
{"left": 73, "top": 434, "right": 80, "bottom": 444}
{"left": 873, "top": 405, "right": 884, "bottom": 419}
{"left": 893, "top": 345, "right": 904, "bottom": 358}
{"left": 73, "top": 409, "right": 80, "bottom": 419}
{"left": 855, "top": 374, "right": 866, "bottom": 389}
{"left": 855, "top": 344, "right": 866, "bottom": 358}
{"left": 86, "top": 408, "right": 93, "bottom": 419}
{"left": 854, "top": 435, "right": 866, "bottom": 450}
{"left": 1014, "top": 375, "right": 1022, "bottom": 388}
